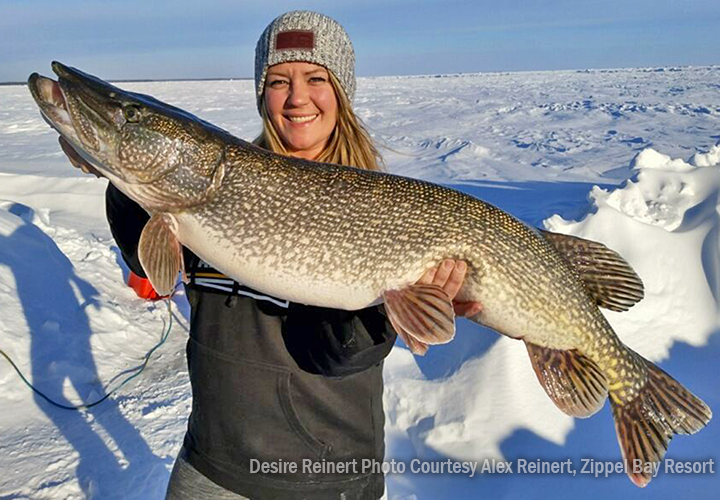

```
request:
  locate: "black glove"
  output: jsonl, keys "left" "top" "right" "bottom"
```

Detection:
{"left": 282, "top": 304, "right": 397, "bottom": 378}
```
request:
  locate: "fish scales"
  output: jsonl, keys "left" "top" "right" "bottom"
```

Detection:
{"left": 173, "top": 141, "right": 610, "bottom": 353}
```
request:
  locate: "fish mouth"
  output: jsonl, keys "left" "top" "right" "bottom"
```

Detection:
{"left": 28, "top": 70, "right": 76, "bottom": 141}
{"left": 28, "top": 62, "right": 113, "bottom": 172}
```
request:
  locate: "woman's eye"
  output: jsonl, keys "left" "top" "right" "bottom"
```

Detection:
{"left": 309, "top": 76, "right": 327, "bottom": 83}
{"left": 269, "top": 79, "right": 288, "bottom": 87}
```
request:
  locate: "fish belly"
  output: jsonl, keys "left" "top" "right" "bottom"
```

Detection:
{"left": 175, "top": 212, "right": 384, "bottom": 309}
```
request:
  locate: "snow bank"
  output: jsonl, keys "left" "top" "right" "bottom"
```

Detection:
{"left": 545, "top": 144, "right": 720, "bottom": 356}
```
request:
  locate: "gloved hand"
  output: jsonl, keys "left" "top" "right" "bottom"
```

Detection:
{"left": 127, "top": 271, "right": 167, "bottom": 300}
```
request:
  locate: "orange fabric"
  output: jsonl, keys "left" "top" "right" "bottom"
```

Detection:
{"left": 127, "top": 271, "right": 166, "bottom": 300}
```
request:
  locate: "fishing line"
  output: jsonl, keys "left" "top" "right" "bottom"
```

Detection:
{"left": 0, "top": 298, "right": 173, "bottom": 411}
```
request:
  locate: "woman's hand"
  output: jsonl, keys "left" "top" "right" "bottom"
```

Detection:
{"left": 59, "top": 137, "right": 105, "bottom": 178}
{"left": 416, "top": 259, "right": 483, "bottom": 317}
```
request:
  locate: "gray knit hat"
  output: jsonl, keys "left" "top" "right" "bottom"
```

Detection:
{"left": 254, "top": 10, "right": 356, "bottom": 112}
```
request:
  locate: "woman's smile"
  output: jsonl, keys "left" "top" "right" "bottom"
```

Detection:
{"left": 285, "top": 114, "right": 318, "bottom": 124}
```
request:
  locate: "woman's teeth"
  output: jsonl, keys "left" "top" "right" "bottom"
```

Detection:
{"left": 288, "top": 115, "right": 317, "bottom": 123}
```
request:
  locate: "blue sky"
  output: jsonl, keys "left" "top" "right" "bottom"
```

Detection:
{"left": 1, "top": 0, "right": 719, "bottom": 82}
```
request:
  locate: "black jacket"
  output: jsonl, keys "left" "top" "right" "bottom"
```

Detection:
{"left": 106, "top": 184, "right": 397, "bottom": 500}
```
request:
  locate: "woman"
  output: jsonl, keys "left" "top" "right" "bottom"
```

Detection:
{"left": 67, "top": 10, "right": 480, "bottom": 500}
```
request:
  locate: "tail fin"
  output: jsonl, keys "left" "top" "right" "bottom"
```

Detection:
{"left": 610, "top": 358, "right": 712, "bottom": 487}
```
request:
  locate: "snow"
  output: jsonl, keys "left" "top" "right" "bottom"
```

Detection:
{"left": 1, "top": 65, "right": 719, "bottom": 499}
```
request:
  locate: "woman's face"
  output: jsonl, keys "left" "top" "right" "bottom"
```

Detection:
{"left": 264, "top": 61, "right": 338, "bottom": 160}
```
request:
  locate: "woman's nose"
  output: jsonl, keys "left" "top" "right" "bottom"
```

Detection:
{"left": 287, "top": 81, "right": 310, "bottom": 107}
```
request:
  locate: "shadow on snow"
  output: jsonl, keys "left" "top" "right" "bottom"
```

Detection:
{"left": 387, "top": 334, "right": 719, "bottom": 500}
{"left": 0, "top": 203, "right": 166, "bottom": 499}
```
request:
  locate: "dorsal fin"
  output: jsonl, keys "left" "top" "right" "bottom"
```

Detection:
{"left": 539, "top": 230, "right": 644, "bottom": 312}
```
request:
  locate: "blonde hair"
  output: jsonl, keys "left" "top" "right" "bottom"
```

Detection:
{"left": 253, "top": 71, "right": 384, "bottom": 172}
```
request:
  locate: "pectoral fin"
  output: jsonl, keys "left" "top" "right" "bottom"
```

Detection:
{"left": 383, "top": 284, "right": 455, "bottom": 355}
{"left": 396, "top": 329, "right": 430, "bottom": 356}
{"left": 138, "top": 213, "right": 183, "bottom": 296}
{"left": 539, "top": 230, "right": 644, "bottom": 312}
{"left": 525, "top": 342, "right": 609, "bottom": 418}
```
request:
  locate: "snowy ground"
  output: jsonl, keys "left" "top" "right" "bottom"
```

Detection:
{"left": 1, "top": 66, "right": 719, "bottom": 499}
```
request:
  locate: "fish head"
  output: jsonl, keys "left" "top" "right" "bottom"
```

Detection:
{"left": 28, "top": 62, "right": 225, "bottom": 209}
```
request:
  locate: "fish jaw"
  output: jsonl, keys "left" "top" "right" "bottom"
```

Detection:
{"left": 28, "top": 72, "right": 78, "bottom": 143}
{"left": 27, "top": 66, "right": 127, "bottom": 181}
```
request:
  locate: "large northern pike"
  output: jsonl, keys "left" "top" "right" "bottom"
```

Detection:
{"left": 29, "top": 62, "right": 710, "bottom": 487}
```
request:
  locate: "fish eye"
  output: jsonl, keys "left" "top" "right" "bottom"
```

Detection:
{"left": 123, "top": 105, "right": 141, "bottom": 122}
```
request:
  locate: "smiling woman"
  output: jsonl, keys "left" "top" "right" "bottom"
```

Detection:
{"left": 252, "top": 12, "right": 384, "bottom": 172}
{"left": 263, "top": 62, "right": 338, "bottom": 160}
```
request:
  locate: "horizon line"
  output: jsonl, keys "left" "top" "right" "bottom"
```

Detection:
{"left": 2, "top": 64, "right": 718, "bottom": 86}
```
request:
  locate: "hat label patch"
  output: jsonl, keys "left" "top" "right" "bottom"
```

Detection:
{"left": 276, "top": 30, "right": 315, "bottom": 50}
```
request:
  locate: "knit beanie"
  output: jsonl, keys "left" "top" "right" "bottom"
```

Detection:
{"left": 254, "top": 10, "right": 356, "bottom": 112}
